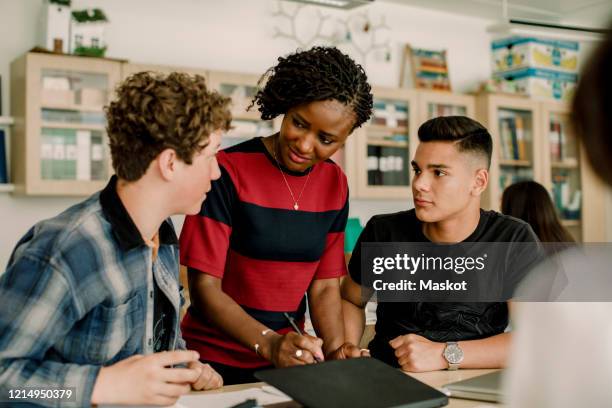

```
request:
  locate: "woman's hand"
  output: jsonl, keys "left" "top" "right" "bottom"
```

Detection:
{"left": 266, "top": 332, "right": 325, "bottom": 367}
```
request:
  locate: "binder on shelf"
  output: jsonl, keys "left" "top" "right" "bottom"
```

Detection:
{"left": 499, "top": 118, "right": 512, "bottom": 160}
{"left": 0, "top": 129, "right": 7, "bottom": 183}
{"left": 515, "top": 115, "right": 526, "bottom": 160}
{"left": 76, "top": 130, "right": 92, "bottom": 181}
{"left": 549, "top": 120, "right": 561, "bottom": 161}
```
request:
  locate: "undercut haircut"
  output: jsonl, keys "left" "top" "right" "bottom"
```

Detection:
{"left": 418, "top": 116, "right": 492, "bottom": 169}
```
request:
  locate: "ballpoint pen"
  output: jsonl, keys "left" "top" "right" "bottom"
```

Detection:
{"left": 283, "top": 312, "right": 323, "bottom": 363}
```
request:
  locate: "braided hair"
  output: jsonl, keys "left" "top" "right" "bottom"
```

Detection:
{"left": 250, "top": 46, "right": 373, "bottom": 130}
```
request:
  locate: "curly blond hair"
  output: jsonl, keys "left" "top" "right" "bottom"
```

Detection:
{"left": 105, "top": 71, "right": 231, "bottom": 181}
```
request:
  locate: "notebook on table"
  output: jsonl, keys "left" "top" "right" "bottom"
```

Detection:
{"left": 255, "top": 357, "right": 448, "bottom": 408}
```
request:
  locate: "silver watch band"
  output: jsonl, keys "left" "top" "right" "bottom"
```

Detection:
{"left": 444, "top": 341, "right": 463, "bottom": 370}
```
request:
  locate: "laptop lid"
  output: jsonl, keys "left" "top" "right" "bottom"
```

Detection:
{"left": 442, "top": 371, "right": 503, "bottom": 403}
{"left": 255, "top": 357, "right": 448, "bottom": 408}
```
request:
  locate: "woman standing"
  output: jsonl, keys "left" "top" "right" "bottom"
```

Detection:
{"left": 179, "top": 46, "right": 373, "bottom": 384}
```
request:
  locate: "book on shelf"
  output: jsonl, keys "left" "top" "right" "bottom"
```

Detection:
{"left": 515, "top": 115, "right": 527, "bottom": 161}
{"left": 549, "top": 120, "right": 561, "bottom": 161}
{"left": 552, "top": 172, "right": 581, "bottom": 219}
{"left": 498, "top": 115, "right": 529, "bottom": 161}
{"left": 0, "top": 129, "right": 7, "bottom": 183}
{"left": 41, "top": 128, "right": 106, "bottom": 181}
{"left": 549, "top": 118, "right": 579, "bottom": 165}
{"left": 499, "top": 118, "right": 512, "bottom": 160}
{"left": 367, "top": 146, "right": 409, "bottom": 187}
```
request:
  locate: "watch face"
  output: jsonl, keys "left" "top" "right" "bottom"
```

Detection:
{"left": 444, "top": 344, "right": 464, "bottom": 364}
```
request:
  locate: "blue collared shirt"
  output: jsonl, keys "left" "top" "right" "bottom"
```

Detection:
{"left": 0, "top": 176, "right": 186, "bottom": 407}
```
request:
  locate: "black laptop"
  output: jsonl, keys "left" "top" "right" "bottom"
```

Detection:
{"left": 255, "top": 358, "right": 448, "bottom": 408}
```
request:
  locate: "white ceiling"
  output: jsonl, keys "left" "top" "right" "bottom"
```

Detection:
{"left": 379, "top": 0, "right": 612, "bottom": 27}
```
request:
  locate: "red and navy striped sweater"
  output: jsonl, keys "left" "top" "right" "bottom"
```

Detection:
{"left": 179, "top": 137, "right": 348, "bottom": 368}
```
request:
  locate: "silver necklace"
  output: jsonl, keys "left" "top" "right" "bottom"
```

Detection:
{"left": 271, "top": 136, "right": 311, "bottom": 211}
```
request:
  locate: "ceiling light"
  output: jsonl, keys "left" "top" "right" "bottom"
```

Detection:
{"left": 282, "top": 0, "right": 374, "bottom": 10}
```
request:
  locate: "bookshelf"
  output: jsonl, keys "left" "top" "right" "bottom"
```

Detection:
{"left": 540, "top": 101, "right": 606, "bottom": 242}
{"left": 10, "top": 52, "right": 121, "bottom": 196}
{"left": 417, "top": 90, "right": 476, "bottom": 122}
{"left": 476, "top": 93, "right": 542, "bottom": 211}
{"left": 347, "top": 87, "right": 417, "bottom": 199}
{"left": 0, "top": 116, "right": 14, "bottom": 191}
{"left": 207, "top": 70, "right": 279, "bottom": 151}
{"left": 121, "top": 62, "right": 209, "bottom": 82}
{"left": 345, "top": 90, "right": 475, "bottom": 199}
{"left": 7, "top": 57, "right": 606, "bottom": 241}
{"left": 476, "top": 94, "right": 605, "bottom": 242}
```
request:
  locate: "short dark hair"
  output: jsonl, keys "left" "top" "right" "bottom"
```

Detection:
{"left": 571, "top": 20, "right": 612, "bottom": 186}
{"left": 418, "top": 116, "right": 492, "bottom": 169}
{"left": 250, "top": 46, "right": 373, "bottom": 130}
{"left": 105, "top": 72, "right": 231, "bottom": 181}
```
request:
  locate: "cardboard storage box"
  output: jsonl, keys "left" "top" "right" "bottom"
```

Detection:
{"left": 492, "top": 36, "right": 579, "bottom": 74}
{"left": 493, "top": 67, "right": 578, "bottom": 102}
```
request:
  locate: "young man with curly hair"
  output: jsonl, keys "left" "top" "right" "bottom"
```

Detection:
{"left": 179, "top": 46, "right": 373, "bottom": 384}
{"left": 0, "top": 72, "right": 231, "bottom": 406}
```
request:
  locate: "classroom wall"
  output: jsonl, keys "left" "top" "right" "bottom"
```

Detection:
{"left": 1, "top": 0, "right": 610, "bottom": 267}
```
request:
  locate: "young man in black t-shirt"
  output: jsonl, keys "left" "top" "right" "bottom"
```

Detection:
{"left": 341, "top": 116, "right": 544, "bottom": 372}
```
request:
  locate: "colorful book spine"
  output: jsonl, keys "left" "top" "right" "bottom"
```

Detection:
{"left": 549, "top": 121, "right": 561, "bottom": 161}
{"left": 507, "top": 118, "right": 519, "bottom": 160}
{"left": 499, "top": 119, "right": 512, "bottom": 160}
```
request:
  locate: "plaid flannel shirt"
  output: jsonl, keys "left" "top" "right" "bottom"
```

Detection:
{"left": 0, "top": 176, "right": 186, "bottom": 407}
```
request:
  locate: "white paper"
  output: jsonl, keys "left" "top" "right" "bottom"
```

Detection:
{"left": 175, "top": 386, "right": 291, "bottom": 408}
{"left": 99, "top": 386, "right": 290, "bottom": 408}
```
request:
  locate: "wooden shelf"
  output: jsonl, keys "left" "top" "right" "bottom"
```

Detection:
{"left": 0, "top": 184, "right": 15, "bottom": 193}
{"left": 41, "top": 103, "right": 104, "bottom": 112}
{"left": 0, "top": 117, "right": 14, "bottom": 126}
{"left": 41, "top": 121, "right": 105, "bottom": 131}
{"left": 231, "top": 111, "right": 262, "bottom": 122}
{"left": 366, "top": 139, "right": 408, "bottom": 148}
{"left": 551, "top": 160, "right": 579, "bottom": 169}
{"left": 367, "top": 124, "right": 408, "bottom": 134}
{"left": 499, "top": 159, "right": 532, "bottom": 167}
{"left": 561, "top": 219, "right": 581, "bottom": 227}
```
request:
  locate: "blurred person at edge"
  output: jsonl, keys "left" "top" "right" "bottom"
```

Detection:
{"left": 505, "top": 19, "right": 612, "bottom": 408}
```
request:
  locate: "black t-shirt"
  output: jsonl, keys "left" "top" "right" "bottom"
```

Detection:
{"left": 348, "top": 209, "right": 543, "bottom": 367}
{"left": 153, "top": 275, "right": 173, "bottom": 352}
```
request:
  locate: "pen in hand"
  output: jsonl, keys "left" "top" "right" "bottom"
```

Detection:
{"left": 283, "top": 312, "right": 323, "bottom": 363}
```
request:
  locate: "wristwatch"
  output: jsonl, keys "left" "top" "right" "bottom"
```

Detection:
{"left": 443, "top": 341, "right": 464, "bottom": 370}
